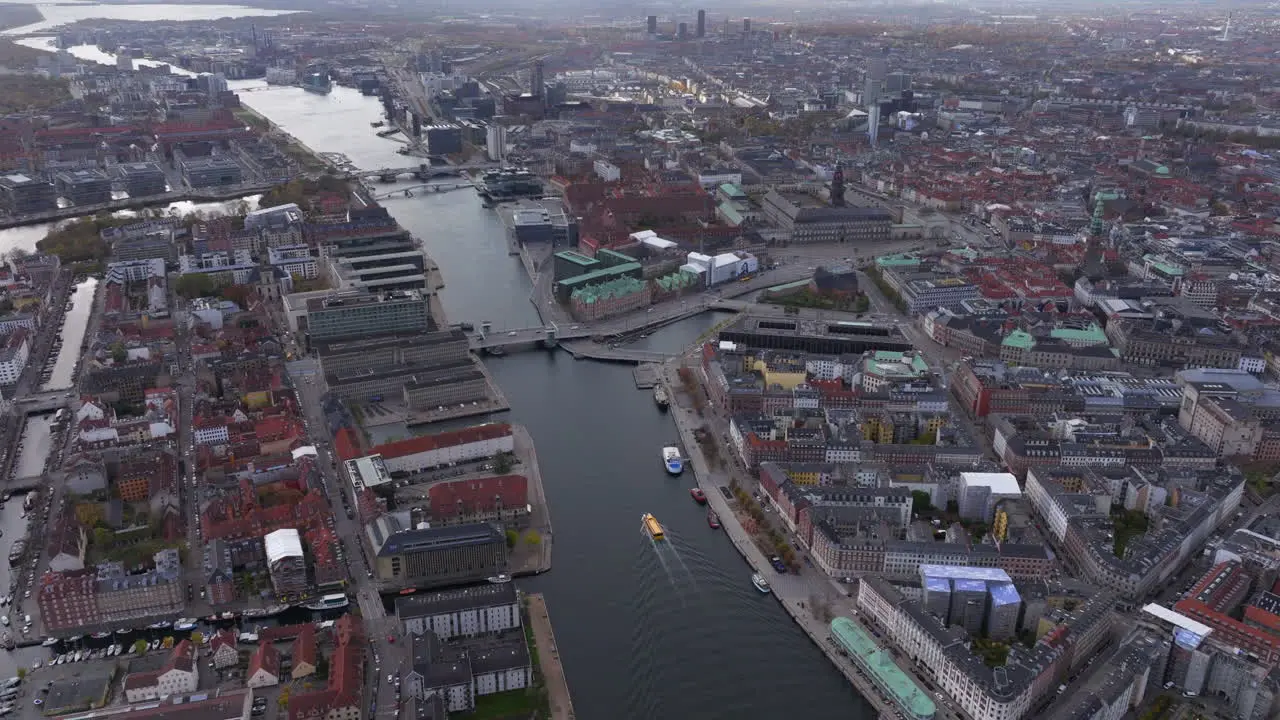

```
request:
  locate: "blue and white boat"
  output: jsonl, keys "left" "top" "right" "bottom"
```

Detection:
{"left": 662, "top": 447, "right": 684, "bottom": 476}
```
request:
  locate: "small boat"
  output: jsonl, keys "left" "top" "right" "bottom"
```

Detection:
{"left": 1, "top": 617, "right": 9, "bottom": 627}
{"left": 219, "top": 612, "right": 237, "bottom": 621}
{"left": 173, "top": 620, "right": 198, "bottom": 632}
{"left": 487, "top": 574, "right": 512, "bottom": 584}
{"left": 707, "top": 510, "right": 720, "bottom": 529}
{"left": 398, "top": 588, "right": 417, "bottom": 596}
{"left": 662, "top": 446, "right": 684, "bottom": 476}
{"left": 115, "top": 628, "right": 130, "bottom": 635}
{"left": 40, "top": 637, "right": 58, "bottom": 647}
{"left": 690, "top": 488, "right": 707, "bottom": 505}
{"left": 653, "top": 385, "right": 669, "bottom": 409}
{"left": 147, "top": 622, "right": 170, "bottom": 630}
{"left": 147, "top": 640, "right": 159, "bottom": 651}
{"left": 642, "top": 512, "right": 665, "bottom": 541}
{"left": 752, "top": 573, "right": 771, "bottom": 594}
{"left": 65, "top": 635, "right": 82, "bottom": 643}
{"left": 91, "top": 631, "right": 111, "bottom": 639}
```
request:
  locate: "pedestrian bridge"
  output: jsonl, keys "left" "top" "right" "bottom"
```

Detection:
{"left": 16, "top": 391, "right": 74, "bottom": 414}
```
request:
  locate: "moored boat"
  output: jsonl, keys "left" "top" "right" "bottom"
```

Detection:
{"left": 302, "top": 593, "right": 350, "bottom": 612}
{"left": 487, "top": 574, "right": 511, "bottom": 584}
{"left": 707, "top": 510, "right": 721, "bottom": 529}
{"left": 662, "top": 446, "right": 684, "bottom": 476}
{"left": 690, "top": 488, "right": 707, "bottom": 505}
{"left": 653, "top": 385, "right": 669, "bottom": 409}
{"left": 642, "top": 512, "right": 665, "bottom": 541}
{"left": 41, "top": 637, "right": 58, "bottom": 647}
{"left": 752, "top": 573, "right": 771, "bottom": 594}
{"left": 91, "top": 631, "right": 111, "bottom": 639}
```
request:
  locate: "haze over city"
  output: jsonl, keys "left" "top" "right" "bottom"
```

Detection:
{"left": 0, "top": 1, "right": 1272, "bottom": 720}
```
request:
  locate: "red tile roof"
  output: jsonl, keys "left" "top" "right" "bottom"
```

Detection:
{"left": 371, "top": 423, "right": 511, "bottom": 460}
{"left": 427, "top": 474, "right": 529, "bottom": 521}
{"left": 248, "top": 642, "right": 280, "bottom": 681}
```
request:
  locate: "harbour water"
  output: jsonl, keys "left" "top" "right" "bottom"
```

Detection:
{"left": 0, "top": 7, "right": 877, "bottom": 716}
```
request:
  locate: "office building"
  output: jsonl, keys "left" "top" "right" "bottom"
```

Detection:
{"left": 425, "top": 125, "right": 463, "bottom": 156}
{"left": 304, "top": 290, "right": 432, "bottom": 343}
{"left": 0, "top": 173, "right": 56, "bottom": 215}
{"left": 366, "top": 518, "right": 507, "bottom": 591}
{"left": 677, "top": 22, "right": 688, "bottom": 39}
{"left": 696, "top": 9, "right": 706, "bottom": 37}
{"left": 180, "top": 157, "right": 242, "bottom": 188}
{"left": 646, "top": 15, "right": 657, "bottom": 33}
{"left": 55, "top": 169, "right": 112, "bottom": 206}
{"left": 396, "top": 583, "right": 521, "bottom": 638}
{"left": 264, "top": 528, "right": 308, "bottom": 599}
{"left": 485, "top": 124, "right": 507, "bottom": 162}
{"left": 112, "top": 162, "right": 168, "bottom": 197}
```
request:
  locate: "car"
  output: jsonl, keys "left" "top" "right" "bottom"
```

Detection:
{"left": 769, "top": 556, "right": 787, "bottom": 573}
{"left": 31, "top": 699, "right": 41, "bottom": 706}
{"left": 386, "top": 674, "right": 394, "bottom": 684}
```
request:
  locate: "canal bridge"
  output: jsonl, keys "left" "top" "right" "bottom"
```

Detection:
{"left": 468, "top": 323, "right": 592, "bottom": 352}
{"left": 370, "top": 182, "right": 472, "bottom": 200}
{"left": 15, "top": 391, "right": 75, "bottom": 414}
{"left": 361, "top": 161, "right": 501, "bottom": 183}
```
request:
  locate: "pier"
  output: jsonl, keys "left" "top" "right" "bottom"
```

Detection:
{"left": 526, "top": 594, "right": 576, "bottom": 720}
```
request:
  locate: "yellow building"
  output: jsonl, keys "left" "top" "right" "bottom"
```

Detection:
{"left": 752, "top": 358, "right": 807, "bottom": 390}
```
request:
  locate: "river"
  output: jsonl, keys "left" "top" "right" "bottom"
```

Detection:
{"left": 0, "top": 6, "right": 876, "bottom": 716}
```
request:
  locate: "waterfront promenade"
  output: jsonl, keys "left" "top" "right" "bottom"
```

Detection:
{"left": 526, "top": 593, "right": 575, "bottom": 720}
{"left": 661, "top": 359, "right": 959, "bottom": 720}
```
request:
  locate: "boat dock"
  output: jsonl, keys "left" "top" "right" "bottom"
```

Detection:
{"left": 632, "top": 363, "right": 661, "bottom": 389}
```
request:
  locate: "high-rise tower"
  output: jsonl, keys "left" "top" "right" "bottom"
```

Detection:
{"left": 531, "top": 59, "right": 545, "bottom": 100}
{"left": 647, "top": 15, "right": 657, "bottom": 34}
{"left": 696, "top": 10, "right": 706, "bottom": 38}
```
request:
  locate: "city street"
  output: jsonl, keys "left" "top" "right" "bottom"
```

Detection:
{"left": 283, "top": 352, "right": 400, "bottom": 720}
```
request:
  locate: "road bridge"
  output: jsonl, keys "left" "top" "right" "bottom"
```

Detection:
{"left": 468, "top": 325, "right": 593, "bottom": 352}
{"left": 15, "top": 391, "right": 74, "bottom": 414}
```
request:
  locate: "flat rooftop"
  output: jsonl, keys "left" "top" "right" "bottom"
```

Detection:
{"left": 830, "top": 617, "right": 936, "bottom": 719}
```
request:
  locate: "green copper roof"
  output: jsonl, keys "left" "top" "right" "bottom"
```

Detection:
{"left": 830, "top": 618, "right": 936, "bottom": 719}
{"left": 1002, "top": 329, "right": 1036, "bottom": 349}
{"left": 1049, "top": 324, "right": 1107, "bottom": 345}
{"left": 876, "top": 253, "right": 921, "bottom": 268}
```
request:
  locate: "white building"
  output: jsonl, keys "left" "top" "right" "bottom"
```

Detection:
{"left": 106, "top": 258, "right": 166, "bottom": 284}
{"left": 268, "top": 244, "right": 318, "bottom": 280}
{"left": 375, "top": 424, "right": 514, "bottom": 475}
{"left": 193, "top": 420, "right": 230, "bottom": 446}
{"left": 485, "top": 124, "right": 507, "bottom": 162}
{"left": 179, "top": 249, "right": 253, "bottom": 275}
{"left": 957, "top": 472, "right": 1022, "bottom": 522}
{"left": 0, "top": 328, "right": 30, "bottom": 384}
{"left": 593, "top": 159, "right": 621, "bottom": 182}
{"left": 397, "top": 584, "right": 521, "bottom": 639}
{"left": 695, "top": 168, "right": 743, "bottom": 187}
{"left": 123, "top": 641, "right": 198, "bottom": 702}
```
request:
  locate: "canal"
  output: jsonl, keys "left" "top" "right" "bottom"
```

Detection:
{"left": 0, "top": 23, "right": 876, "bottom": 717}
{"left": 230, "top": 86, "right": 874, "bottom": 718}
{"left": 41, "top": 278, "right": 97, "bottom": 392}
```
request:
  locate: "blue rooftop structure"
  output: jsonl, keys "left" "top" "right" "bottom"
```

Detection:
{"left": 918, "top": 564, "right": 1013, "bottom": 583}
{"left": 990, "top": 583, "right": 1021, "bottom": 607}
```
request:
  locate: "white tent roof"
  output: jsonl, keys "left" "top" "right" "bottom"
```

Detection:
{"left": 264, "top": 528, "right": 304, "bottom": 563}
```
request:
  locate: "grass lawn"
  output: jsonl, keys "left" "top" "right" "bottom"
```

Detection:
{"left": 470, "top": 689, "right": 537, "bottom": 720}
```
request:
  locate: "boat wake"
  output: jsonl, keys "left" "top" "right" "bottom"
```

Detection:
{"left": 645, "top": 529, "right": 699, "bottom": 596}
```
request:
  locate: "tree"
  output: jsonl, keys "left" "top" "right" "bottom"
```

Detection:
{"left": 15, "top": 669, "right": 24, "bottom": 679}
{"left": 190, "top": 631, "right": 204, "bottom": 645}
{"left": 133, "top": 639, "right": 148, "bottom": 655}
{"left": 911, "top": 491, "right": 932, "bottom": 514}
{"left": 110, "top": 342, "right": 127, "bottom": 364}
{"left": 175, "top": 273, "right": 215, "bottom": 299}
{"left": 493, "top": 452, "right": 514, "bottom": 475}
{"left": 505, "top": 529, "right": 518, "bottom": 549}
{"left": 524, "top": 530, "right": 541, "bottom": 546}
{"left": 278, "top": 687, "right": 291, "bottom": 709}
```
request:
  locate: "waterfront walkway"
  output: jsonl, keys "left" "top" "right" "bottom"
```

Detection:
{"left": 527, "top": 593, "right": 575, "bottom": 720}
{"left": 661, "top": 361, "right": 934, "bottom": 720}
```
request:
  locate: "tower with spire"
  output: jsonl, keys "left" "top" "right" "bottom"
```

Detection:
{"left": 830, "top": 162, "right": 846, "bottom": 207}
{"left": 1082, "top": 196, "right": 1107, "bottom": 280}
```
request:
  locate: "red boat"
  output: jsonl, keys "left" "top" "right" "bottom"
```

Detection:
{"left": 690, "top": 488, "right": 707, "bottom": 505}
{"left": 707, "top": 509, "right": 721, "bottom": 529}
